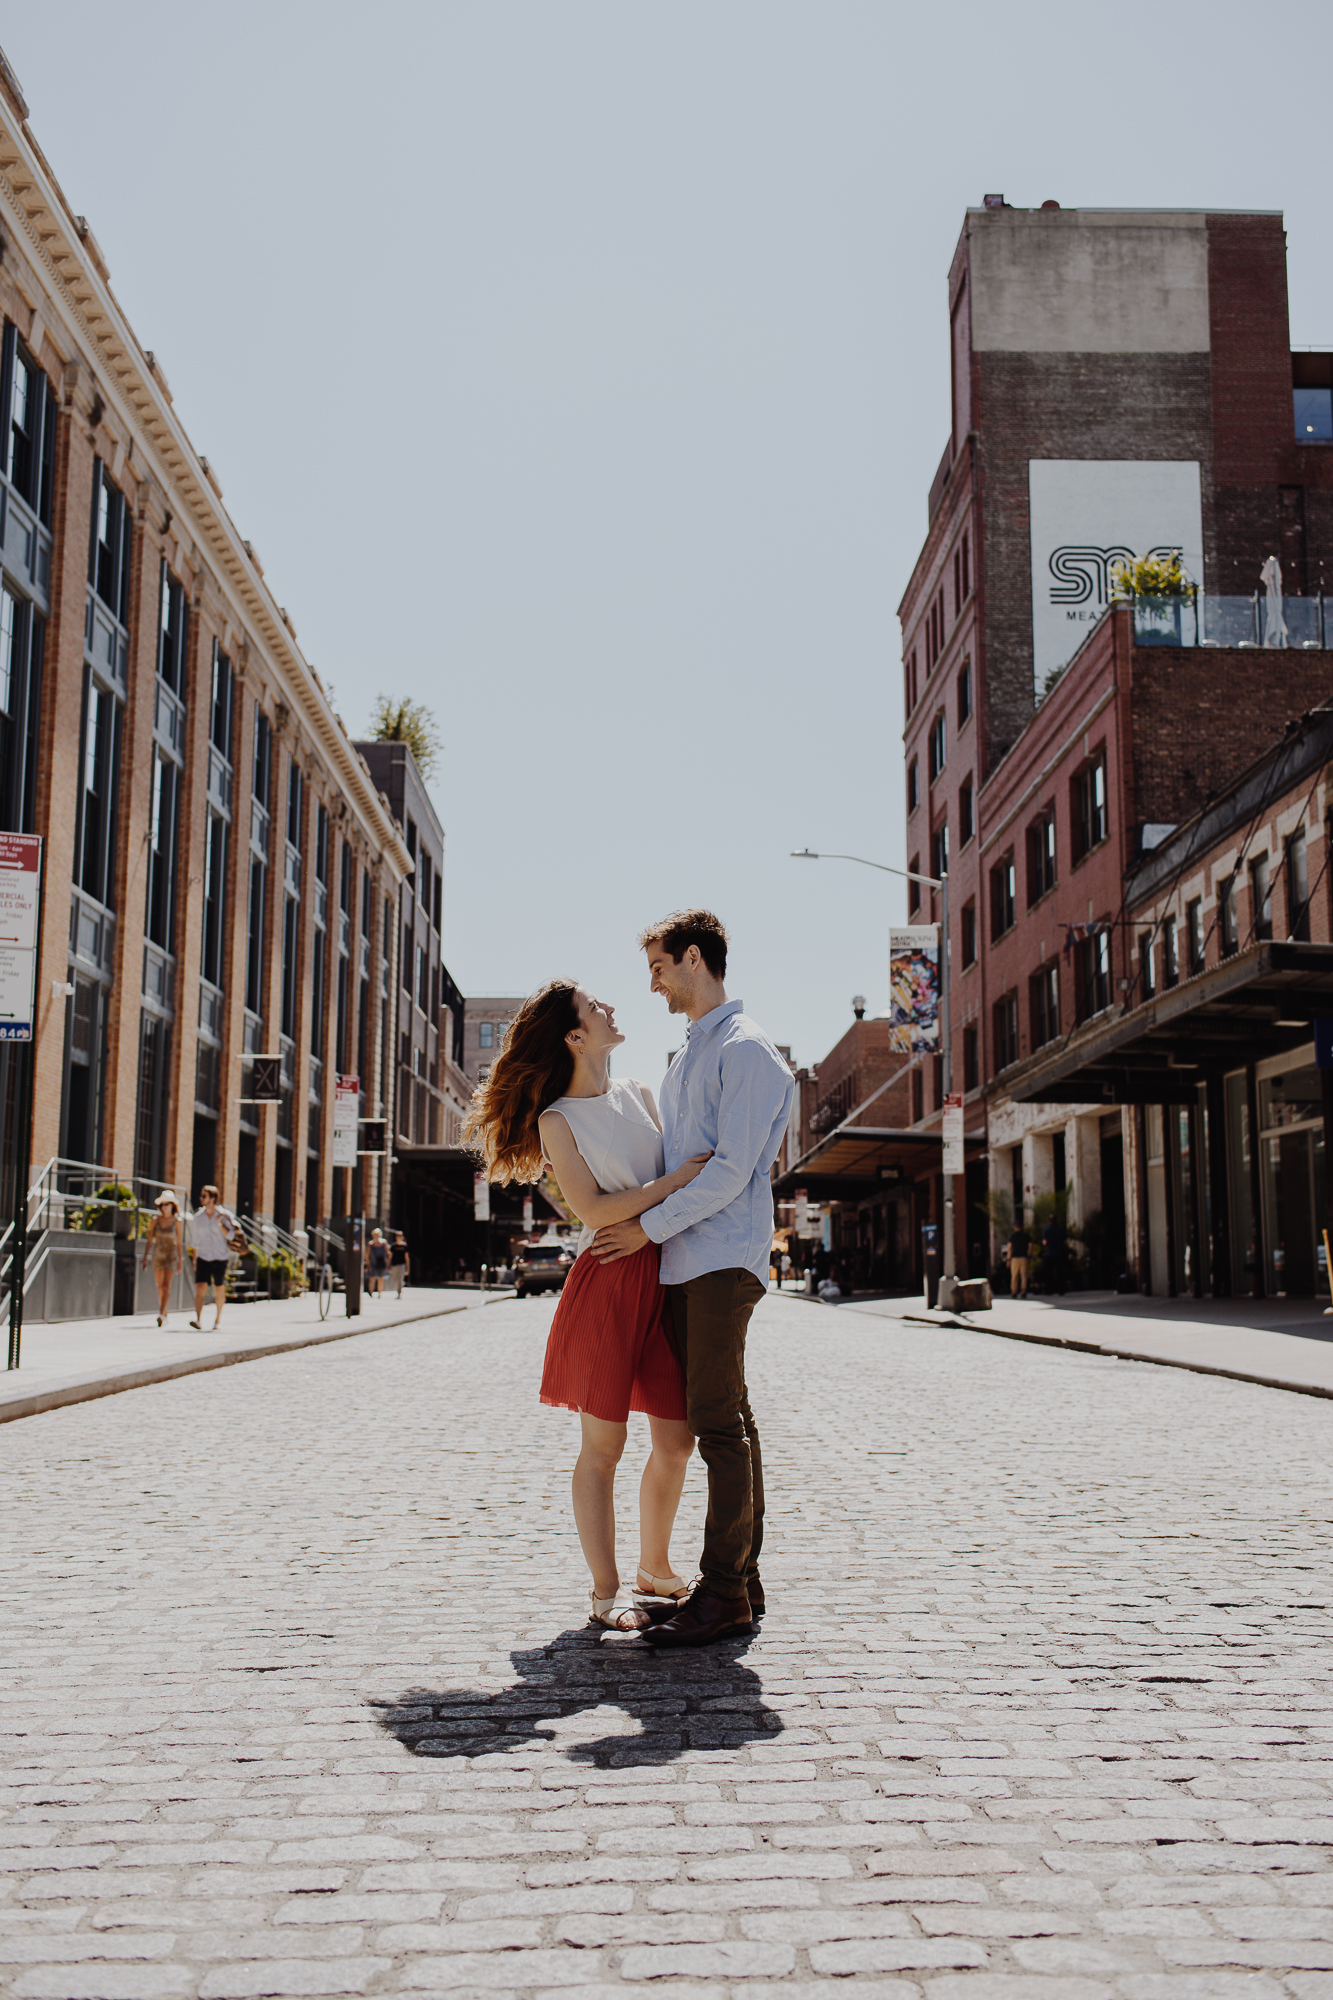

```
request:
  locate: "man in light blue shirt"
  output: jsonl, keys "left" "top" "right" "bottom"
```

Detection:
{"left": 592, "top": 909, "right": 794, "bottom": 1647}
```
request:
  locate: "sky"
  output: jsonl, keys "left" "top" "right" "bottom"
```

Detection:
{"left": 8, "top": 2, "right": 1333, "bottom": 1088}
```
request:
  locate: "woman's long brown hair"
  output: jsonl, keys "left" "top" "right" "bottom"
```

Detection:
{"left": 462, "top": 979, "right": 581, "bottom": 1185}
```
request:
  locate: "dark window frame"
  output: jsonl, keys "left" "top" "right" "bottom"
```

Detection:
{"left": 1071, "top": 753, "right": 1108, "bottom": 863}
{"left": 1030, "top": 961, "right": 1059, "bottom": 1048}
{"left": 990, "top": 852, "right": 1016, "bottom": 941}
{"left": 959, "top": 775, "right": 974, "bottom": 847}
{"left": 1026, "top": 807, "right": 1057, "bottom": 906}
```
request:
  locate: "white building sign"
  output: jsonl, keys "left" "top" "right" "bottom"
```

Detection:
{"left": 941, "top": 1093, "right": 965, "bottom": 1175}
{"left": 1027, "top": 459, "right": 1203, "bottom": 695}
{"left": 332, "top": 1072, "right": 359, "bottom": 1168}
{"left": 0, "top": 833, "right": 41, "bottom": 1041}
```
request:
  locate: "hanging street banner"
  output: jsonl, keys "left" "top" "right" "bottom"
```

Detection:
{"left": 942, "top": 1092, "right": 965, "bottom": 1174}
{"left": 474, "top": 1172, "right": 491, "bottom": 1222}
{"left": 889, "top": 926, "right": 940, "bottom": 1054}
{"left": 331, "top": 1072, "right": 359, "bottom": 1167}
{"left": 0, "top": 833, "right": 41, "bottom": 1041}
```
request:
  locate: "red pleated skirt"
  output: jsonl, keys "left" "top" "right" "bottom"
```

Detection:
{"left": 539, "top": 1242, "right": 687, "bottom": 1424}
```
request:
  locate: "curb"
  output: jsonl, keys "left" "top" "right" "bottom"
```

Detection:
{"left": 0, "top": 1294, "right": 510, "bottom": 1425}
{"left": 772, "top": 1287, "right": 1333, "bottom": 1405}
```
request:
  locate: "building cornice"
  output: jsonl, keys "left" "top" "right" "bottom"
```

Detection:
{"left": 0, "top": 98, "right": 412, "bottom": 884}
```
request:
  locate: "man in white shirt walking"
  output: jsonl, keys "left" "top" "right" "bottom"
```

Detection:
{"left": 186, "top": 1185, "right": 240, "bottom": 1332}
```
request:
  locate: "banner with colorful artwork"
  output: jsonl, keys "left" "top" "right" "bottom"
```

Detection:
{"left": 889, "top": 926, "right": 939, "bottom": 1054}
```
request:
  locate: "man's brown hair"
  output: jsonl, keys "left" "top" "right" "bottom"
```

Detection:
{"left": 637, "top": 909, "right": 729, "bottom": 981}
{"left": 200, "top": 1184, "right": 220, "bottom": 1200}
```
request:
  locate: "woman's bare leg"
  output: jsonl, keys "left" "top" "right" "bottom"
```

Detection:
{"left": 639, "top": 1417, "right": 695, "bottom": 1579}
{"left": 155, "top": 1269, "right": 172, "bottom": 1319}
{"left": 572, "top": 1414, "right": 627, "bottom": 1600}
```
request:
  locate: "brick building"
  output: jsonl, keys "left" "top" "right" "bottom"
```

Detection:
{"left": 1003, "top": 702, "right": 1333, "bottom": 1301}
{"left": 0, "top": 53, "right": 412, "bottom": 1272}
{"left": 780, "top": 199, "right": 1333, "bottom": 1294}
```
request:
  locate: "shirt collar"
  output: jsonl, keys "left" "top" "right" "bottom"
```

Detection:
{"left": 686, "top": 998, "right": 743, "bottom": 1040}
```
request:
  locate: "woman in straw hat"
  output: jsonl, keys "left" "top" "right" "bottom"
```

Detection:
{"left": 143, "top": 1192, "right": 184, "bottom": 1327}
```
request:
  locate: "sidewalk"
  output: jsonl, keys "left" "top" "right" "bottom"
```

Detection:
{"left": 0, "top": 1284, "right": 511, "bottom": 1424}
{"left": 834, "top": 1282, "right": 1333, "bottom": 1398}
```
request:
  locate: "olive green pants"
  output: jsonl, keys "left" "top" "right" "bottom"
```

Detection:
{"left": 665, "top": 1268, "right": 765, "bottom": 1602}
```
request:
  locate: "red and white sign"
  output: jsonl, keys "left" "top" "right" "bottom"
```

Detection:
{"left": 0, "top": 834, "right": 41, "bottom": 1041}
{"left": 332, "top": 1072, "right": 359, "bottom": 1168}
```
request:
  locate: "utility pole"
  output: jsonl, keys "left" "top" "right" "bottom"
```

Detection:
{"left": 791, "top": 849, "right": 956, "bottom": 1293}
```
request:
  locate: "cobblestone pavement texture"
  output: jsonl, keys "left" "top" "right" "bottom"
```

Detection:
{"left": 4, "top": 1290, "right": 1333, "bottom": 2000}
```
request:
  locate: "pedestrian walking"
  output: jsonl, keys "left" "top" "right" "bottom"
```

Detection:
{"left": 365, "top": 1227, "right": 389, "bottom": 1299}
{"left": 186, "top": 1185, "right": 240, "bottom": 1332}
{"left": 464, "top": 977, "right": 710, "bottom": 1633}
{"left": 143, "top": 1192, "right": 184, "bottom": 1326}
{"left": 1008, "top": 1218, "right": 1031, "bottom": 1298}
{"left": 591, "top": 910, "right": 796, "bottom": 1648}
{"left": 389, "top": 1231, "right": 410, "bottom": 1299}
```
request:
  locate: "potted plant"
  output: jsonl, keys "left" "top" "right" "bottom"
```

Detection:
{"left": 1110, "top": 550, "right": 1195, "bottom": 646}
{"left": 86, "top": 1182, "right": 138, "bottom": 1238}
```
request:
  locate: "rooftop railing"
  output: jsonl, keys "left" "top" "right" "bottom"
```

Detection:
{"left": 1131, "top": 593, "right": 1332, "bottom": 650}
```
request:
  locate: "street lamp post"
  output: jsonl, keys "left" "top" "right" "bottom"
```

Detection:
{"left": 791, "top": 849, "right": 955, "bottom": 1287}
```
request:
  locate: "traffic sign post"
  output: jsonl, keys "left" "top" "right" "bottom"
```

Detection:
{"left": 3, "top": 834, "right": 44, "bottom": 1371}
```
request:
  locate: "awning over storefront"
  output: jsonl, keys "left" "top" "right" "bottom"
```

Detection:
{"left": 773, "top": 1125, "right": 984, "bottom": 1201}
{"left": 1002, "top": 941, "right": 1333, "bottom": 1105}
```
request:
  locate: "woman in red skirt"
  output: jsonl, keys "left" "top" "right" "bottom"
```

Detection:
{"left": 464, "top": 979, "right": 708, "bottom": 1630}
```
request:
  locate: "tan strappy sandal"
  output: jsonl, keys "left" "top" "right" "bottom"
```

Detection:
{"left": 590, "top": 1589, "right": 650, "bottom": 1631}
{"left": 634, "top": 1567, "right": 691, "bottom": 1602}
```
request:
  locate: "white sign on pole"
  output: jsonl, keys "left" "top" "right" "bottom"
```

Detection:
{"left": 1027, "top": 459, "right": 1203, "bottom": 694}
{"left": 793, "top": 1187, "right": 808, "bottom": 1233}
{"left": 0, "top": 834, "right": 41, "bottom": 1041}
{"left": 474, "top": 1172, "right": 491, "bottom": 1222}
{"left": 331, "top": 1072, "right": 359, "bottom": 1168}
{"left": 522, "top": 1193, "right": 533, "bottom": 1230}
{"left": 942, "top": 1092, "right": 965, "bottom": 1175}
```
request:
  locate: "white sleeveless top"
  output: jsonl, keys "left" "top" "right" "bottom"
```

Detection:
{"left": 544, "top": 1077, "right": 664, "bottom": 1255}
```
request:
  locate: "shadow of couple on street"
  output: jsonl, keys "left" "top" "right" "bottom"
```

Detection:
{"left": 371, "top": 1620, "right": 781, "bottom": 1767}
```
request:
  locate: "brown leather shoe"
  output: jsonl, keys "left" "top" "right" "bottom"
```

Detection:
{"left": 746, "top": 1576, "right": 765, "bottom": 1615}
{"left": 640, "top": 1588, "right": 753, "bottom": 1648}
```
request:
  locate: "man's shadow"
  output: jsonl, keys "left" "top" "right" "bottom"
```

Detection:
{"left": 371, "top": 1623, "right": 781, "bottom": 1767}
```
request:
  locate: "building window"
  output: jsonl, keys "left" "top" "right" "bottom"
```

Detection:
{"left": 1249, "top": 854, "right": 1272, "bottom": 943}
{"left": 246, "top": 855, "right": 266, "bottom": 1015}
{"left": 961, "top": 530, "right": 970, "bottom": 602}
{"left": 135, "top": 1012, "right": 172, "bottom": 1184}
{"left": 1220, "top": 874, "right": 1239, "bottom": 956}
{"left": 908, "top": 855, "right": 921, "bottom": 917}
{"left": 1072, "top": 754, "right": 1107, "bottom": 860}
{"left": 959, "top": 776, "right": 974, "bottom": 846}
{"left": 1077, "top": 929, "right": 1111, "bottom": 1020}
{"left": 1287, "top": 830, "right": 1310, "bottom": 941}
{"left": 1162, "top": 914, "right": 1178, "bottom": 987}
{"left": 287, "top": 761, "right": 304, "bottom": 851}
{"left": 963, "top": 1023, "right": 979, "bottom": 1092}
{"left": 911, "top": 1065, "right": 924, "bottom": 1122}
{"left": 253, "top": 710, "right": 272, "bottom": 808}
{"left": 89, "top": 462, "right": 132, "bottom": 626}
{"left": 158, "top": 564, "right": 188, "bottom": 693}
{"left": 961, "top": 900, "right": 977, "bottom": 968}
{"left": 2, "top": 329, "right": 55, "bottom": 522}
{"left": 202, "top": 813, "right": 227, "bottom": 990}
{"left": 1030, "top": 962, "right": 1059, "bottom": 1048}
{"left": 931, "top": 818, "right": 949, "bottom": 882}
{"left": 906, "top": 649, "right": 918, "bottom": 715}
{"left": 990, "top": 853, "right": 1016, "bottom": 940}
{"left": 956, "top": 659, "right": 971, "bottom": 725}
{"left": 281, "top": 892, "right": 299, "bottom": 1038}
{"left": 1139, "top": 931, "right": 1155, "bottom": 1000}
{"left": 928, "top": 710, "right": 946, "bottom": 781}
{"left": 907, "top": 759, "right": 918, "bottom": 813}
{"left": 1294, "top": 385, "right": 1333, "bottom": 441}
{"left": 1026, "top": 809, "right": 1056, "bottom": 905}
{"left": 75, "top": 672, "right": 121, "bottom": 910}
{"left": 1187, "top": 896, "right": 1205, "bottom": 974}
{"left": 210, "top": 643, "right": 232, "bottom": 760}
{"left": 145, "top": 749, "right": 179, "bottom": 952}
{"left": 993, "top": 991, "right": 1019, "bottom": 1071}
{"left": 0, "top": 582, "right": 43, "bottom": 834}
{"left": 479, "top": 1020, "right": 494, "bottom": 1049}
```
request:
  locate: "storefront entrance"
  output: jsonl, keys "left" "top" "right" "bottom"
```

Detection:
{"left": 1256, "top": 1055, "right": 1326, "bottom": 1297}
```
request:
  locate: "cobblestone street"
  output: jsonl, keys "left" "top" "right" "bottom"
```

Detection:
{"left": 4, "top": 1290, "right": 1333, "bottom": 2000}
